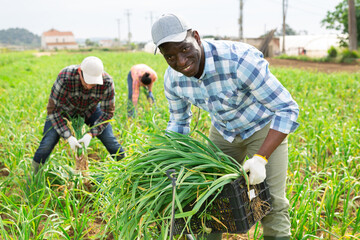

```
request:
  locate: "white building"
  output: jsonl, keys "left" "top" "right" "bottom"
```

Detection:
{"left": 279, "top": 34, "right": 345, "bottom": 57}
{"left": 41, "top": 29, "right": 78, "bottom": 50}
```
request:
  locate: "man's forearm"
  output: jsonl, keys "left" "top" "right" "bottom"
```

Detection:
{"left": 256, "top": 129, "right": 287, "bottom": 159}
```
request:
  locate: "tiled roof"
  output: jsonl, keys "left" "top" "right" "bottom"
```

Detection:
{"left": 43, "top": 28, "right": 74, "bottom": 37}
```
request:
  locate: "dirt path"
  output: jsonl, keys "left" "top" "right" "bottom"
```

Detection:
{"left": 33, "top": 52, "right": 54, "bottom": 57}
{"left": 266, "top": 58, "right": 360, "bottom": 73}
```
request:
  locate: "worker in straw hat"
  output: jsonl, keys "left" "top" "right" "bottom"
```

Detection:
{"left": 151, "top": 13, "right": 299, "bottom": 240}
{"left": 31, "top": 56, "right": 125, "bottom": 175}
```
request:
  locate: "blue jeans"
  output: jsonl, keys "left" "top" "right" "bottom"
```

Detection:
{"left": 127, "top": 71, "right": 152, "bottom": 118}
{"left": 127, "top": 71, "right": 135, "bottom": 117}
{"left": 127, "top": 71, "right": 133, "bottom": 101}
{"left": 33, "top": 106, "right": 125, "bottom": 164}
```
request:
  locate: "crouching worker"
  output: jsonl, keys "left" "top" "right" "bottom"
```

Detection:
{"left": 151, "top": 14, "right": 299, "bottom": 240}
{"left": 32, "top": 56, "right": 125, "bottom": 174}
{"left": 127, "top": 64, "right": 157, "bottom": 118}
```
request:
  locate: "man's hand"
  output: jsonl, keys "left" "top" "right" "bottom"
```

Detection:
{"left": 67, "top": 136, "right": 82, "bottom": 152}
{"left": 78, "top": 133, "right": 92, "bottom": 149}
{"left": 243, "top": 155, "right": 267, "bottom": 185}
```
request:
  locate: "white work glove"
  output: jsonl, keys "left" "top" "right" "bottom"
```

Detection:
{"left": 78, "top": 133, "right": 92, "bottom": 149}
{"left": 243, "top": 155, "right": 268, "bottom": 185}
{"left": 67, "top": 136, "right": 82, "bottom": 152}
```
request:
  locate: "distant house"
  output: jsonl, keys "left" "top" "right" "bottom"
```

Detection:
{"left": 99, "top": 39, "right": 116, "bottom": 48}
{"left": 41, "top": 29, "right": 78, "bottom": 50}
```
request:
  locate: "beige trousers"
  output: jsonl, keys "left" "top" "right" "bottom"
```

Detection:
{"left": 208, "top": 123, "right": 291, "bottom": 237}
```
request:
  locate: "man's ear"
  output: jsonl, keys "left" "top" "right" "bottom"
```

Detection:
{"left": 192, "top": 30, "right": 201, "bottom": 45}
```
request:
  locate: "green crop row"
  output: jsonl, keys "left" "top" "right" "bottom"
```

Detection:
{"left": 0, "top": 51, "right": 359, "bottom": 239}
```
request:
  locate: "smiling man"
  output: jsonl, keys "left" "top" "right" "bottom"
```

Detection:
{"left": 31, "top": 56, "right": 125, "bottom": 175}
{"left": 152, "top": 14, "right": 299, "bottom": 240}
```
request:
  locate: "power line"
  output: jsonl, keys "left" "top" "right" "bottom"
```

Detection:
{"left": 267, "top": 0, "right": 333, "bottom": 16}
{"left": 287, "top": 2, "right": 329, "bottom": 16}
{"left": 294, "top": 0, "right": 338, "bottom": 10}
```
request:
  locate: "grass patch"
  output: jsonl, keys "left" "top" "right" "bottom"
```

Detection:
{"left": 0, "top": 51, "right": 359, "bottom": 239}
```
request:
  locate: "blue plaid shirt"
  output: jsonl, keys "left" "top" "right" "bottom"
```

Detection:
{"left": 164, "top": 40, "right": 299, "bottom": 142}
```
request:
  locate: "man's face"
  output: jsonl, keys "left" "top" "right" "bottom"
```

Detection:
{"left": 159, "top": 31, "right": 204, "bottom": 78}
{"left": 78, "top": 68, "right": 96, "bottom": 90}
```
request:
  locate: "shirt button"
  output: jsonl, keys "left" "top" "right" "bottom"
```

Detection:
{"left": 198, "top": 80, "right": 201, "bottom": 84}
{"left": 205, "top": 98, "right": 209, "bottom": 101}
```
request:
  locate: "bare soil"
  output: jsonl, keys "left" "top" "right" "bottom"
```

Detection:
{"left": 0, "top": 162, "right": 9, "bottom": 177}
{"left": 266, "top": 58, "right": 360, "bottom": 73}
{"left": 75, "top": 154, "right": 89, "bottom": 173}
{"left": 33, "top": 52, "right": 54, "bottom": 57}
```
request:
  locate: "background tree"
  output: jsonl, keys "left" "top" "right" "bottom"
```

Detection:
{"left": 321, "top": 0, "right": 360, "bottom": 47}
{"left": 0, "top": 28, "right": 40, "bottom": 47}
{"left": 275, "top": 24, "right": 298, "bottom": 36}
{"left": 85, "top": 38, "right": 98, "bottom": 47}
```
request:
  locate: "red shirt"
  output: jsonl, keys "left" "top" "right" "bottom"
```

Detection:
{"left": 130, "top": 64, "right": 157, "bottom": 106}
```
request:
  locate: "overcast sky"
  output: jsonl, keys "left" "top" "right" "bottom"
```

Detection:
{"left": 0, "top": 0, "right": 342, "bottom": 42}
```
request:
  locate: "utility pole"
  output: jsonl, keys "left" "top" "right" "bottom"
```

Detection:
{"left": 348, "top": 0, "right": 358, "bottom": 51}
{"left": 149, "top": 11, "right": 154, "bottom": 29}
{"left": 146, "top": 11, "right": 154, "bottom": 41}
{"left": 239, "top": 0, "right": 244, "bottom": 41}
{"left": 125, "top": 9, "right": 132, "bottom": 44}
{"left": 282, "top": 0, "right": 288, "bottom": 54}
{"left": 116, "top": 18, "right": 121, "bottom": 46}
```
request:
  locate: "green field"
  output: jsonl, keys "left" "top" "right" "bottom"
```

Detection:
{"left": 0, "top": 51, "right": 359, "bottom": 239}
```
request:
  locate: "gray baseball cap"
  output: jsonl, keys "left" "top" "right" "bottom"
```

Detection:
{"left": 151, "top": 13, "right": 191, "bottom": 54}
